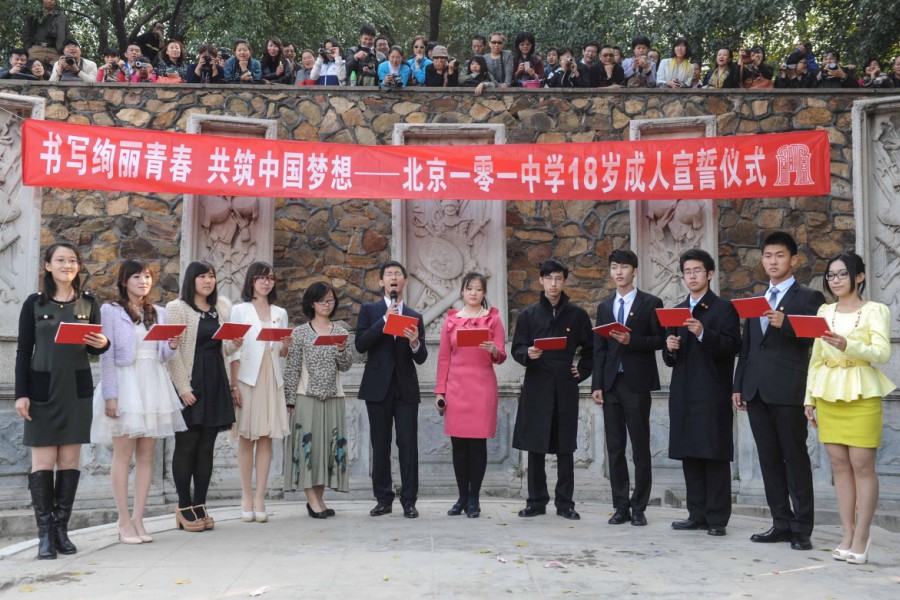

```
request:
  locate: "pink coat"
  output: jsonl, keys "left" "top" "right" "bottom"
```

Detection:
{"left": 434, "top": 307, "right": 507, "bottom": 438}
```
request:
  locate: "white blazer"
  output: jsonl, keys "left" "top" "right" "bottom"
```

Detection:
{"left": 229, "top": 302, "right": 289, "bottom": 387}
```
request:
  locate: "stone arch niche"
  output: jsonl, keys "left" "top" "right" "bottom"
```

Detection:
{"left": 180, "top": 115, "right": 278, "bottom": 301}
{"left": 390, "top": 124, "right": 508, "bottom": 339}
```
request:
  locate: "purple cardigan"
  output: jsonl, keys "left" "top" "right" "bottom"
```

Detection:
{"left": 99, "top": 303, "right": 175, "bottom": 401}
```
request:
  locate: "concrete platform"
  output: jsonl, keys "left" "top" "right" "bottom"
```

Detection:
{"left": 1, "top": 500, "right": 899, "bottom": 599}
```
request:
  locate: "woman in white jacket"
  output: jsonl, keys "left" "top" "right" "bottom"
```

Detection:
{"left": 310, "top": 38, "right": 346, "bottom": 85}
{"left": 228, "top": 262, "right": 291, "bottom": 522}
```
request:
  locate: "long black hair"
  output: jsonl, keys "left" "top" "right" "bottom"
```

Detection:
{"left": 39, "top": 242, "right": 83, "bottom": 306}
{"left": 459, "top": 272, "right": 489, "bottom": 309}
{"left": 180, "top": 261, "right": 217, "bottom": 309}
{"left": 241, "top": 261, "right": 277, "bottom": 303}
{"left": 823, "top": 252, "right": 866, "bottom": 298}
{"left": 116, "top": 259, "right": 158, "bottom": 328}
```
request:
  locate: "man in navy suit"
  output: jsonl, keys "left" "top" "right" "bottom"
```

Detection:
{"left": 355, "top": 261, "right": 427, "bottom": 518}
{"left": 733, "top": 231, "right": 825, "bottom": 550}
{"left": 665, "top": 249, "right": 741, "bottom": 536}
{"left": 592, "top": 249, "right": 665, "bottom": 527}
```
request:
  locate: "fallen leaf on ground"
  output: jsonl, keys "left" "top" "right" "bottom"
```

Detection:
{"left": 544, "top": 561, "right": 567, "bottom": 569}
{"left": 18, "top": 585, "right": 36, "bottom": 593}
{"left": 516, "top": 542, "right": 529, "bottom": 547}
{"left": 175, "top": 579, "right": 191, "bottom": 585}
{"left": 477, "top": 549, "right": 492, "bottom": 554}
{"left": 249, "top": 585, "right": 270, "bottom": 596}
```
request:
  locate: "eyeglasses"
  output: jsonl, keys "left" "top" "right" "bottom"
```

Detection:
{"left": 413, "top": 45, "right": 424, "bottom": 49}
{"left": 489, "top": 40, "right": 503, "bottom": 45}
{"left": 683, "top": 268, "right": 707, "bottom": 277}
{"left": 254, "top": 275, "right": 276, "bottom": 283}
{"left": 600, "top": 53, "right": 615, "bottom": 58}
{"left": 825, "top": 270, "right": 850, "bottom": 281}
{"left": 315, "top": 298, "right": 335, "bottom": 306}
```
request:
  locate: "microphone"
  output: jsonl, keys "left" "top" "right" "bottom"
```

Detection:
{"left": 436, "top": 398, "right": 446, "bottom": 409}
{"left": 389, "top": 290, "right": 398, "bottom": 305}
{"left": 667, "top": 327, "right": 677, "bottom": 361}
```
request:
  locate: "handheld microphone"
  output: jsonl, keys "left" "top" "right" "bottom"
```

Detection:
{"left": 436, "top": 398, "right": 446, "bottom": 409}
{"left": 667, "top": 327, "right": 677, "bottom": 361}
{"left": 389, "top": 290, "right": 398, "bottom": 305}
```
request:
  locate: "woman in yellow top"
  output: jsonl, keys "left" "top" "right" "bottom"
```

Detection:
{"left": 804, "top": 252, "right": 895, "bottom": 565}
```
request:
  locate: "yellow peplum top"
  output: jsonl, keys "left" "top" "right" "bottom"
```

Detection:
{"left": 804, "top": 301, "right": 896, "bottom": 406}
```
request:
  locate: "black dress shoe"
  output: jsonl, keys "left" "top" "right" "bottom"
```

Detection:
{"left": 707, "top": 527, "right": 727, "bottom": 536}
{"left": 447, "top": 500, "right": 467, "bottom": 516}
{"left": 370, "top": 502, "right": 392, "bottom": 517}
{"left": 608, "top": 507, "right": 631, "bottom": 525}
{"left": 324, "top": 508, "right": 336, "bottom": 517}
{"left": 557, "top": 507, "right": 580, "bottom": 520}
{"left": 791, "top": 533, "right": 813, "bottom": 550}
{"left": 750, "top": 527, "right": 792, "bottom": 543}
{"left": 466, "top": 502, "right": 481, "bottom": 518}
{"left": 402, "top": 505, "right": 419, "bottom": 519}
{"left": 631, "top": 511, "right": 647, "bottom": 526}
{"left": 306, "top": 503, "right": 328, "bottom": 519}
{"left": 518, "top": 505, "right": 546, "bottom": 518}
{"left": 671, "top": 518, "right": 707, "bottom": 530}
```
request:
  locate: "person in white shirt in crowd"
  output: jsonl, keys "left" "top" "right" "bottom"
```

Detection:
{"left": 48, "top": 38, "right": 97, "bottom": 82}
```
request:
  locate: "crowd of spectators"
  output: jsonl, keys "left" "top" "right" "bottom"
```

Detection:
{"left": 3, "top": 10, "right": 900, "bottom": 92}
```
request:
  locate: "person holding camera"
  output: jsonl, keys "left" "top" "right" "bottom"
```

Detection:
{"left": 187, "top": 44, "right": 225, "bottom": 84}
{"left": 406, "top": 35, "right": 432, "bottom": 86}
{"left": 657, "top": 38, "right": 694, "bottom": 88}
{"left": 598, "top": 44, "right": 626, "bottom": 87}
{"left": 702, "top": 48, "right": 740, "bottom": 88}
{"left": 310, "top": 39, "right": 346, "bottom": 86}
{"left": 127, "top": 57, "right": 157, "bottom": 83}
{"left": 622, "top": 35, "right": 657, "bottom": 87}
{"left": 95, "top": 47, "right": 122, "bottom": 83}
{"left": 378, "top": 45, "right": 412, "bottom": 88}
{"left": 225, "top": 40, "right": 262, "bottom": 84}
{"left": 738, "top": 45, "right": 774, "bottom": 88}
{"left": 424, "top": 45, "right": 459, "bottom": 87}
{"left": 775, "top": 53, "right": 817, "bottom": 89}
{"left": 511, "top": 31, "right": 544, "bottom": 86}
{"left": 48, "top": 39, "right": 97, "bottom": 82}
{"left": 260, "top": 37, "right": 294, "bottom": 85}
{"left": 817, "top": 51, "right": 858, "bottom": 88}
{"left": 155, "top": 39, "right": 188, "bottom": 82}
{"left": 347, "top": 23, "right": 380, "bottom": 86}
{"left": 0, "top": 49, "right": 30, "bottom": 80}
{"left": 545, "top": 47, "right": 580, "bottom": 88}
{"left": 861, "top": 59, "right": 894, "bottom": 88}
{"left": 134, "top": 21, "right": 166, "bottom": 64}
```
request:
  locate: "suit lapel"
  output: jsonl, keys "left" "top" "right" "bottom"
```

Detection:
{"left": 625, "top": 291, "right": 643, "bottom": 327}
{"left": 761, "top": 281, "right": 797, "bottom": 342}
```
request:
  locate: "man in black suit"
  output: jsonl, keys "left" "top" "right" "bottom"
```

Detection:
{"left": 355, "top": 261, "right": 427, "bottom": 518}
{"left": 592, "top": 249, "right": 665, "bottom": 527}
{"left": 512, "top": 259, "right": 593, "bottom": 521}
{"left": 664, "top": 249, "right": 741, "bottom": 536}
{"left": 733, "top": 231, "right": 825, "bottom": 550}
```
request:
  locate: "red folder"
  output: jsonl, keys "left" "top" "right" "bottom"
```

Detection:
{"left": 534, "top": 336, "right": 567, "bottom": 351}
{"left": 655, "top": 308, "right": 693, "bottom": 328}
{"left": 313, "top": 334, "right": 349, "bottom": 346}
{"left": 384, "top": 313, "right": 418, "bottom": 337}
{"left": 211, "top": 322, "right": 252, "bottom": 340}
{"left": 593, "top": 322, "right": 632, "bottom": 338}
{"left": 55, "top": 323, "right": 102, "bottom": 345}
{"left": 787, "top": 315, "right": 831, "bottom": 338}
{"left": 144, "top": 324, "right": 186, "bottom": 341}
{"left": 457, "top": 328, "right": 490, "bottom": 347}
{"left": 256, "top": 327, "right": 294, "bottom": 342}
{"left": 731, "top": 296, "right": 772, "bottom": 319}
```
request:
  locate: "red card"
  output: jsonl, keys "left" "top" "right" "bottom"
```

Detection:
{"left": 787, "top": 315, "right": 831, "bottom": 338}
{"left": 55, "top": 323, "right": 102, "bottom": 344}
{"left": 313, "top": 334, "right": 349, "bottom": 346}
{"left": 256, "top": 327, "right": 294, "bottom": 342}
{"left": 593, "top": 322, "right": 632, "bottom": 337}
{"left": 144, "top": 324, "right": 187, "bottom": 341}
{"left": 457, "top": 328, "right": 490, "bottom": 347}
{"left": 655, "top": 308, "right": 693, "bottom": 328}
{"left": 534, "top": 336, "right": 567, "bottom": 351}
{"left": 384, "top": 313, "right": 419, "bottom": 337}
{"left": 212, "top": 322, "right": 252, "bottom": 340}
{"left": 731, "top": 296, "right": 773, "bottom": 319}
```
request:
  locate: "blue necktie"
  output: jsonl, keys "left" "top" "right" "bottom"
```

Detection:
{"left": 761, "top": 288, "right": 779, "bottom": 334}
{"left": 617, "top": 298, "right": 625, "bottom": 373}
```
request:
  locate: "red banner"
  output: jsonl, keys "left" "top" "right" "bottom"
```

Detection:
{"left": 22, "top": 119, "right": 830, "bottom": 201}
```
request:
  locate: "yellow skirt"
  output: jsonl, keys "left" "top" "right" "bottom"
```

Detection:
{"left": 815, "top": 396, "right": 882, "bottom": 448}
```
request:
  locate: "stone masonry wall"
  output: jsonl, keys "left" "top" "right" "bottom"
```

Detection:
{"left": 0, "top": 82, "right": 888, "bottom": 324}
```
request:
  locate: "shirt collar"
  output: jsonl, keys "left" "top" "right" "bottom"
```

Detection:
{"left": 768, "top": 276, "right": 795, "bottom": 296}
{"left": 616, "top": 288, "right": 638, "bottom": 304}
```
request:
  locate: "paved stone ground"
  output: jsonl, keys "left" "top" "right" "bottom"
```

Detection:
{"left": 1, "top": 500, "right": 899, "bottom": 599}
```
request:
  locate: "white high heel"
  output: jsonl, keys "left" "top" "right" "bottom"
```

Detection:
{"left": 241, "top": 511, "right": 255, "bottom": 522}
{"left": 847, "top": 539, "right": 871, "bottom": 564}
{"left": 832, "top": 546, "right": 851, "bottom": 561}
{"left": 254, "top": 509, "right": 268, "bottom": 523}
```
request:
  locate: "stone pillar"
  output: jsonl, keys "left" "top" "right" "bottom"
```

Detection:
{"left": 0, "top": 93, "right": 45, "bottom": 508}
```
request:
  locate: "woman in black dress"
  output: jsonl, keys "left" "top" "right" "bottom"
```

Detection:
{"left": 165, "top": 261, "right": 235, "bottom": 532}
{"left": 15, "top": 242, "right": 109, "bottom": 559}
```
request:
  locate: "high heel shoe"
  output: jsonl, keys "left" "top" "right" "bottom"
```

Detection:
{"left": 447, "top": 500, "right": 467, "bottom": 516}
{"left": 847, "top": 539, "right": 871, "bottom": 564}
{"left": 175, "top": 507, "right": 205, "bottom": 532}
{"left": 132, "top": 519, "right": 153, "bottom": 543}
{"left": 466, "top": 501, "right": 481, "bottom": 519}
{"left": 241, "top": 498, "right": 255, "bottom": 522}
{"left": 832, "top": 546, "right": 851, "bottom": 561}
{"left": 306, "top": 502, "right": 328, "bottom": 519}
{"left": 254, "top": 507, "right": 268, "bottom": 523}
{"left": 117, "top": 524, "right": 142, "bottom": 545}
{"left": 193, "top": 504, "right": 215, "bottom": 530}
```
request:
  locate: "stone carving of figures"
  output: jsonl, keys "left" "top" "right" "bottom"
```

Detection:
{"left": 644, "top": 199, "right": 706, "bottom": 307}
{"left": 198, "top": 195, "right": 260, "bottom": 301}
{"left": 407, "top": 199, "right": 491, "bottom": 333}
{"left": 871, "top": 115, "right": 900, "bottom": 334}
{"left": 0, "top": 117, "right": 23, "bottom": 305}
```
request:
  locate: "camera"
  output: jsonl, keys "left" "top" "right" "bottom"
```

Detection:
{"left": 20, "top": 66, "right": 31, "bottom": 75}
{"left": 134, "top": 61, "right": 146, "bottom": 68}
{"left": 65, "top": 57, "right": 75, "bottom": 65}
{"left": 203, "top": 55, "right": 212, "bottom": 65}
{"left": 827, "top": 62, "right": 837, "bottom": 70}
{"left": 319, "top": 47, "right": 330, "bottom": 59}
{"left": 564, "top": 57, "right": 574, "bottom": 64}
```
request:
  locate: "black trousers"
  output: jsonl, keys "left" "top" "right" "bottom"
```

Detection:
{"left": 366, "top": 379, "right": 418, "bottom": 507}
{"left": 451, "top": 437, "right": 487, "bottom": 504}
{"left": 527, "top": 451, "right": 575, "bottom": 511}
{"left": 747, "top": 396, "right": 814, "bottom": 534}
{"left": 172, "top": 426, "right": 219, "bottom": 508}
{"left": 682, "top": 457, "right": 731, "bottom": 527}
{"left": 603, "top": 375, "right": 652, "bottom": 512}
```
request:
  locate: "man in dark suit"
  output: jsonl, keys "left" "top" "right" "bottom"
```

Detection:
{"left": 733, "top": 231, "right": 825, "bottom": 550}
{"left": 355, "top": 261, "right": 427, "bottom": 518}
{"left": 512, "top": 259, "right": 593, "bottom": 521}
{"left": 664, "top": 249, "right": 741, "bottom": 536}
{"left": 591, "top": 249, "right": 665, "bottom": 527}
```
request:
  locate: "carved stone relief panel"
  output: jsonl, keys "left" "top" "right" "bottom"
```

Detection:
{"left": 391, "top": 124, "right": 508, "bottom": 340}
{"left": 181, "top": 115, "right": 277, "bottom": 302}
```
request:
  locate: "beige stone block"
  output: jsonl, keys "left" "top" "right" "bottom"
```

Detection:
{"left": 760, "top": 115, "right": 789, "bottom": 131}
{"left": 107, "top": 197, "right": 129, "bottom": 216}
{"left": 329, "top": 96, "right": 355, "bottom": 114}
{"left": 116, "top": 108, "right": 151, "bottom": 127}
{"left": 625, "top": 98, "right": 646, "bottom": 114}
{"left": 468, "top": 103, "right": 492, "bottom": 121}
{"left": 793, "top": 107, "right": 833, "bottom": 126}
{"left": 45, "top": 104, "right": 69, "bottom": 120}
{"left": 319, "top": 109, "right": 342, "bottom": 136}
{"left": 298, "top": 100, "right": 323, "bottom": 125}
{"left": 751, "top": 100, "right": 769, "bottom": 117}
{"left": 393, "top": 101, "right": 420, "bottom": 116}
{"left": 663, "top": 102, "right": 683, "bottom": 118}
{"left": 355, "top": 127, "right": 377, "bottom": 146}
{"left": 67, "top": 115, "right": 90, "bottom": 124}
{"left": 373, "top": 112, "right": 400, "bottom": 133}
{"left": 405, "top": 112, "right": 428, "bottom": 123}
{"left": 75, "top": 198, "right": 104, "bottom": 216}
{"left": 200, "top": 93, "right": 225, "bottom": 107}
{"left": 515, "top": 229, "right": 554, "bottom": 242}
{"left": 611, "top": 108, "right": 629, "bottom": 129}
{"left": 536, "top": 132, "right": 565, "bottom": 144}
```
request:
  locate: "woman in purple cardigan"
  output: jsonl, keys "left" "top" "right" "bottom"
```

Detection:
{"left": 91, "top": 260, "right": 186, "bottom": 544}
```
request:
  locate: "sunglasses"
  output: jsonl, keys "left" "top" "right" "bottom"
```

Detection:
{"left": 489, "top": 40, "right": 503, "bottom": 45}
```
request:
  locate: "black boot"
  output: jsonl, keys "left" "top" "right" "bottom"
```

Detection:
{"left": 52, "top": 469, "right": 80, "bottom": 555}
{"left": 28, "top": 470, "right": 57, "bottom": 560}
